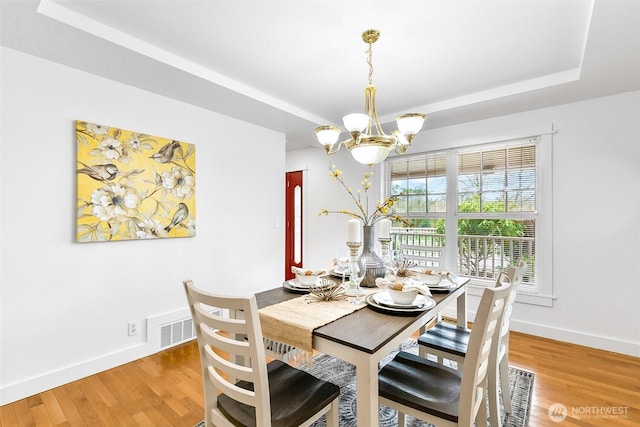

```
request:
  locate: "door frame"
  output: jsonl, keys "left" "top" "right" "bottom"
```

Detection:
{"left": 285, "top": 170, "right": 303, "bottom": 280}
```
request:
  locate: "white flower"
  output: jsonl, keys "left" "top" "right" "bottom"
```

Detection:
{"left": 186, "top": 219, "right": 196, "bottom": 235}
{"left": 128, "top": 133, "right": 142, "bottom": 151}
{"left": 136, "top": 217, "right": 167, "bottom": 239}
{"left": 86, "top": 123, "right": 109, "bottom": 135}
{"left": 98, "top": 136, "right": 123, "bottom": 161}
{"left": 161, "top": 166, "right": 194, "bottom": 199}
{"left": 91, "top": 183, "right": 141, "bottom": 222}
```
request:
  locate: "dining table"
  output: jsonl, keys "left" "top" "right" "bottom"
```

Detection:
{"left": 255, "top": 275, "right": 469, "bottom": 427}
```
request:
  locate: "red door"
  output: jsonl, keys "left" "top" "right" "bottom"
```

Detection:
{"left": 285, "top": 171, "right": 303, "bottom": 280}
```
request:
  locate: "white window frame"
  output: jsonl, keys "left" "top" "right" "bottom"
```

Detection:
{"left": 383, "top": 124, "right": 554, "bottom": 307}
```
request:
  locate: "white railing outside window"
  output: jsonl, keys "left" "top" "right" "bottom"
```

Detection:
{"left": 391, "top": 227, "right": 535, "bottom": 284}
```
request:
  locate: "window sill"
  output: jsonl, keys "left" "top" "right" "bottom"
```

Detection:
{"left": 466, "top": 280, "right": 554, "bottom": 307}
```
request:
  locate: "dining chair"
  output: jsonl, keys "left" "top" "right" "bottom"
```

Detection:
{"left": 183, "top": 280, "right": 340, "bottom": 427}
{"left": 378, "top": 280, "right": 512, "bottom": 427}
{"left": 417, "top": 260, "right": 527, "bottom": 425}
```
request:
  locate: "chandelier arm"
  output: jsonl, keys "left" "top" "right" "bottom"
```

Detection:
{"left": 325, "top": 140, "right": 345, "bottom": 155}
{"left": 394, "top": 144, "right": 407, "bottom": 155}
{"left": 369, "top": 87, "right": 386, "bottom": 136}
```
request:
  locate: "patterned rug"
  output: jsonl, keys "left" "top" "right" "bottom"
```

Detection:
{"left": 195, "top": 339, "right": 534, "bottom": 427}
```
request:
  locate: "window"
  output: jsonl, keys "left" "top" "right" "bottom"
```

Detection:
{"left": 385, "top": 129, "right": 553, "bottom": 305}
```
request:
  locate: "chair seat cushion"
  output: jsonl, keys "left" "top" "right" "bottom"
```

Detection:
{"left": 418, "top": 321, "right": 471, "bottom": 357}
{"left": 379, "top": 351, "right": 462, "bottom": 423}
{"left": 217, "top": 359, "right": 340, "bottom": 427}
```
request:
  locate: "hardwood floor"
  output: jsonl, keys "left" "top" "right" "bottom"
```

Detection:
{"left": 2, "top": 332, "right": 639, "bottom": 426}
{"left": 508, "top": 331, "right": 640, "bottom": 426}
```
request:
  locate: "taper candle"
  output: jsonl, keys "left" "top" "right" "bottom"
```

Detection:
{"left": 347, "top": 219, "right": 361, "bottom": 242}
{"left": 379, "top": 218, "right": 391, "bottom": 239}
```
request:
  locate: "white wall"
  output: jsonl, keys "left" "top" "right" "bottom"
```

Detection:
{"left": 286, "top": 148, "right": 376, "bottom": 268}
{"left": 289, "top": 90, "right": 640, "bottom": 357}
{"left": 0, "top": 47, "right": 286, "bottom": 404}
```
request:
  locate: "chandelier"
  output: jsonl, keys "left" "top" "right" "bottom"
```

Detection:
{"left": 315, "top": 29, "right": 426, "bottom": 166}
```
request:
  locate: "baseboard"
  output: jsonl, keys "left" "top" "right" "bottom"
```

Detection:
{"left": 0, "top": 342, "right": 153, "bottom": 405}
{"left": 441, "top": 295, "right": 639, "bottom": 357}
{"left": 510, "top": 319, "right": 640, "bottom": 357}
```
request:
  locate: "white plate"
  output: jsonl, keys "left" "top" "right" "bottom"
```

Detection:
{"left": 283, "top": 279, "right": 333, "bottom": 293}
{"left": 365, "top": 293, "right": 436, "bottom": 314}
{"left": 373, "top": 292, "right": 432, "bottom": 308}
{"left": 330, "top": 267, "right": 350, "bottom": 277}
{"left": 404, "top": 277, "right": 451, "bottom": 289}
{"left": 289, "top": 279, "right": 314, "bottom": 289}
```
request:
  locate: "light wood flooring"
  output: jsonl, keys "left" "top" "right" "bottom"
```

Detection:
{"left": 2, "top": 331, "right": 639, "bottom": 426}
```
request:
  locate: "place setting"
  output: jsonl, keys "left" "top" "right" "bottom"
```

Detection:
{"left": 283, "top": 267, "right": 332, "bottom": 293}
{"left": 365, "top": 277, "right": 437, "bottom": 314}
{"left": 404, "top": 267, "right": 460, "bottom": 294}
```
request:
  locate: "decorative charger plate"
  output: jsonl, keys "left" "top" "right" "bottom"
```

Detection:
{"left": 373, "top": 292, "right": 432, "bottom": 309}
{"left": 403, "top": 277, "right": 457, "bottom": 294}
{"left": 330, "top": 268, "right": 350, "bottom": 278}
{"left": 283, "top": 279, "right": 334, "bottom": 294}
{"left": 365, "top": 293, "right": 436, "bottom": 315}
{"left": 283, "top": 280, "right": 310, "bottom": 293}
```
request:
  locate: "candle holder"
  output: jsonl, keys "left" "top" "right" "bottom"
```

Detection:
{"left": 378, "top": 237, "right": 392, "bottom": 270}
{"left": 345, "top": 241, "right": 363, "bottom": 297}
{"left": 346, "top": 241, "right": 362, "bottom": 261}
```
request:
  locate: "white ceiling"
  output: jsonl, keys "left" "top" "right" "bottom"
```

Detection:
{"left": 2, "top": 0, "right": 639, "bottom": 151}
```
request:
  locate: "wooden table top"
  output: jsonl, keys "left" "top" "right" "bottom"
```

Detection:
{"left": 255, "top": 281, "right": 466, "bottom": 355}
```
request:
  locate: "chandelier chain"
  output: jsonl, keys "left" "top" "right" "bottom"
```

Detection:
{"left": 366, "top": 42, "right": 374, "bottom": 85}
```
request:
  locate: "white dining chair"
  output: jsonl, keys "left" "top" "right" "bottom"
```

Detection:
{"left": 417, "top": 260, "right": 527, "bottom": 425}
{"left": 378, "top": 280, "right": 512, "bottom": 426}
{"left": 183, "top": 280, "right": 340, "bottom": 427}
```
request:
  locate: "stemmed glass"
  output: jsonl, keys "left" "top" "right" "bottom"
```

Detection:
{"left": 336, "top": 248, "right": 350, "bottom": 286}
{"left": 349, "top": 258, "right": 366, "bottom": 304}
{"left": 387, "top": 249, "right": 402, "bottom": 278}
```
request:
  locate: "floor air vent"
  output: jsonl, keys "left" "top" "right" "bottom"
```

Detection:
{"left": 148, "top": 307, "right": 223, "bottom": 350}
{"left": 160, "top": 318, "right": 194, "bottom": 349}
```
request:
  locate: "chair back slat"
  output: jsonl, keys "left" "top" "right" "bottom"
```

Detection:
{"left": 200, "top": 324, "right": 252, "bottom": 358}
{"left": 207, "top": 364, "right": 257, "bottom": 407}
{"left": 193, "top": 303, "right": 252, "bottom": 334}
{"left": 203, "top": 345, "right": 255, "bottom": 384}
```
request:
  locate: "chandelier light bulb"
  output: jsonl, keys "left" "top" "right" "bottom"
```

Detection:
{"left": 343, "top": 113, "right": 369, "bottom": 133}
{"left": 396, "top": 113, "right": 427, "bottom": 135}
{"left": 315, "top": 126, "right": 341, "bottom": 145}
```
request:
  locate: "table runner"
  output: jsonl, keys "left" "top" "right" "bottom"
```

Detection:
{"left": 259, "top": 289, "right": 377, "bottom": 362}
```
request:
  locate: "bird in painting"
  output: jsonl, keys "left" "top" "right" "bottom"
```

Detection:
{"left": 165, "top": 202, "right": 189, "bottom": 232}
{"left": 150, "top": 140, "right": 182, "bottom": 164}
{"left": 77, "top": 162, "right": 119, "bottom": 182}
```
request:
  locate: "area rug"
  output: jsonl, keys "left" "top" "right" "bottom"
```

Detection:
{"left": 194, "top": 339, "right": 534, "bottom": 427}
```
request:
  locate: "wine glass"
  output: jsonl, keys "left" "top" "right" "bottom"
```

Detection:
{"left": 349, "top": 258, "right": 366, "bottom": 304}
{"left": 387, "top": 249, "right": 402, "bottom": 278}
{"left": 336, "top": 248, "right": 350, "bottom": 286}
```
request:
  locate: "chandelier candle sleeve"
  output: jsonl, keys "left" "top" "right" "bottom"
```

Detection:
{"left": 347, "top": 219, "right": 361, "bottom": 243}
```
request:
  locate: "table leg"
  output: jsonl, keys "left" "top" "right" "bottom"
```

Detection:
{"left": 456, "top": 285, "right": 467, "bottom": 327}
{"left": 355, "top": 355, "right": 381, "bottom": 426}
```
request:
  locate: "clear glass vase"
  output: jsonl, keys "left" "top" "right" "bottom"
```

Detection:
{"left": 360, "top": 225, "right": 386, "bottom": 287}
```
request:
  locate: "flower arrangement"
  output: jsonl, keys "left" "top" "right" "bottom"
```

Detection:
{"left": 319, "top": 164, "right": 408, "bottom": 227}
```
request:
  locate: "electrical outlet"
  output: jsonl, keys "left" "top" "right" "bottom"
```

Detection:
{"left": 128, "top": 321, "right": 138, "bottom": 336}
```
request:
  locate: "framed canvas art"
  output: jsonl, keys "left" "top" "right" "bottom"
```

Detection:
{"left": 76, "top": 120, "right": 196, "bottom": 242}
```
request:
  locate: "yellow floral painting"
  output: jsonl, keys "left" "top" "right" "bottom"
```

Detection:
{"left": 76, "top": 120, "right": 196, "bottom": 242}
